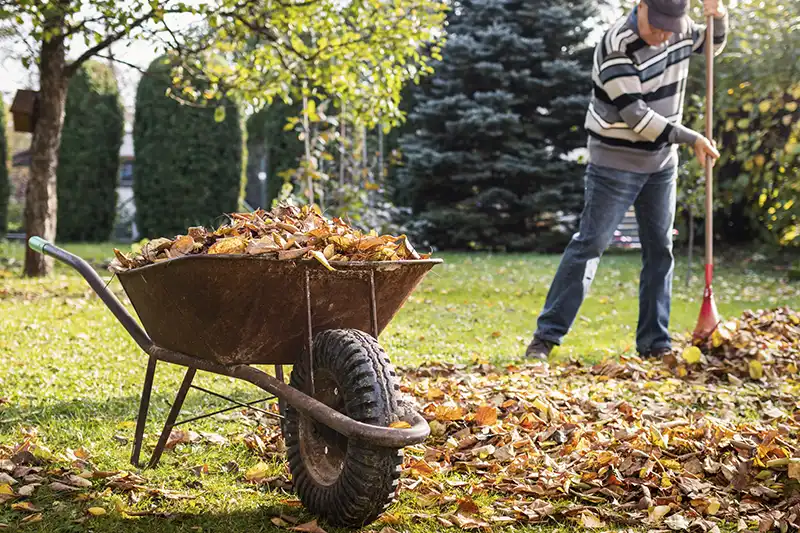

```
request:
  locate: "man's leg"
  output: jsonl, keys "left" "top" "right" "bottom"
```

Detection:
{"left": 633, "top": 166, "right": 677, "bottom": 355}
{"left": 533, "top": 164, "right": 645, "bottom": 348}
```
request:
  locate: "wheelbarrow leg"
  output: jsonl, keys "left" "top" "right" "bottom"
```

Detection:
{"left": 275, "top": 365, "right": 286, "bottom": 418}
{"left": 147, "top": 367, "right": 196, "bottom": 469}
{"left": 131, "top": 356, "right": 158, "bottom": 467}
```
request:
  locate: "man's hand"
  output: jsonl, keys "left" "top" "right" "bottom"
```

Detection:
{"left": 703, "top": 0, "right": 726, "bottom": 18}
{"left": 694, "top": 136, "right": 720, "bottom": 168}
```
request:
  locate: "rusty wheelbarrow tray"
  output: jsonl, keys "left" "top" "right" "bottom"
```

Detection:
{"left": 28, "top": 236, "right": 441, "bottom": 528}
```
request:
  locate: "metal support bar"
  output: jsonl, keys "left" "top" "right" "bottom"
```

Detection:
{"left": 174, "top": 395, "right": 277, "bottom": 427}
{"left": 304, "top": 268, "right": 315, "bottom": 396}
{"left": 130, "top": 356, "right": 158, "bottom": 467}
{"left": 274, "top": 365, "right": 286, "bottom": 419}
{"left": 147, "top": 367, "right": 196, "bottom": 469}
{"left": 148, "top": 346, "right": 430, "bottom": 448}
{"left": 188, "top": 384, "right": 282, "bottom": 420}
{"left": 369, "top": 269, "right": 379, "bottom": 338}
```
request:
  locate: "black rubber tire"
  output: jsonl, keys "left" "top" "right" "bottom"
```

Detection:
{"left": 284, "top": 329, "right": 404, "bottom": 528}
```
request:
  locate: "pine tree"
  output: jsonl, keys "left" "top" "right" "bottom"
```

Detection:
{"left": 56, "top": 61, "right": 124, "bottom": 242}
{"left": 399, "top": 0, "right": 595, "bottom": 251}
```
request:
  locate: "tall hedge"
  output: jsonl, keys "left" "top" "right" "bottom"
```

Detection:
{"left": 133, "top": 56, "right": 245, "bottom": 238}
{"left": 56, "top": 61, "right": 124, "bottom": 242}
{"left": 0, "top": 98, "right": 9, "bottom": 237}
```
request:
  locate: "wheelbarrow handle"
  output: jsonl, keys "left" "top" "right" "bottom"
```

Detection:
{"left": 27, "top": 237, "right": 154, "bottom": 352}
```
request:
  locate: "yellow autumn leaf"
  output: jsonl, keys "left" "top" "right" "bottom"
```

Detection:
{"left": 649, "top": 505, "right": 671, "bottom": 522}
{"left": 758, "top": 100, "right": 771, "bottom": 113}
{"left": 682, "top": 346, "right": 702, "bottom": 364}
{"left": 0, "top": 483, "right": 13, "bottom": 496}
{"left": 310, "top": 250, "right": 335, "bottom": 271}
{"left": 245, "top": 462, "right": 270, "bottom": 482}
{"left": 389, "top": 421, "right": 412, "bottom": 429}
{"left": 786, "top": 101, "right": 799, "bottom": 112}
{"left": 706, "top": 498, "right": 721, "bottom": 515}
{"left": 208, "top": 236, "right": 247, "bottom": 255}
{"left": 88, "top": 507, "right": 107, "bottom": 516}
{"left": 749, "top": 360, "right": 764, "bottom": 380}
{"left": 754, "top": 154, "right": 766, "bottom": 167}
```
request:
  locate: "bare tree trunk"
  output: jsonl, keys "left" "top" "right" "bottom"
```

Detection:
{"left": 377, "top": 124, "right": 384, "bottom": 184}
{"left": 24, "top": 26, "right": 67, "bottom": 277}
{"left": 339, "top": 99, "right": 346, "bottom": 185}
{"left": 302, "top": 94, "right": 313, "bottom": 205}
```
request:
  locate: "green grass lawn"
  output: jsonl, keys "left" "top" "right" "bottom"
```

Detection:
{"left": 0, "top": 240, "right": 797, "bottom": 532}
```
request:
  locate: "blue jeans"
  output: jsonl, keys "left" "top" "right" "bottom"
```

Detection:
{"left": 535, "top": 163, "right": 677, "bottom": 354}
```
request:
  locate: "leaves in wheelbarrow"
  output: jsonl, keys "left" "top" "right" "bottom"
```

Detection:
{"left": 109, "top": 202, "right": 431, "bottom": 272}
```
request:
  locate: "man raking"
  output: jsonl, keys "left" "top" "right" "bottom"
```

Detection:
{"left": 527, "top": 0, "right": 728, "bottom": 360}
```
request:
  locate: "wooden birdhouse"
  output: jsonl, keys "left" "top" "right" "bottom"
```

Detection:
{"left": 11, "top": 89, "right": 40, "bottom": 133}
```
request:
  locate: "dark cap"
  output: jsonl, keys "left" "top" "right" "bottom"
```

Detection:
{"left": 644, "top": 0, "right": 690, "bottom": 34}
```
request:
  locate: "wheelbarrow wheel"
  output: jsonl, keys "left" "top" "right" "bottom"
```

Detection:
{"left": 285, "top": 329, "right": 404, "bottom": 528}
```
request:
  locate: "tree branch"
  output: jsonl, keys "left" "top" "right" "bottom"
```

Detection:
{"left": 64, "top": 12, "right": 153, "bottom": 77}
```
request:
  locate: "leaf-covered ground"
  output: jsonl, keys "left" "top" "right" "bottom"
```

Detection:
{"left": 1, "top": 241, "right": 799, "bottom": 532}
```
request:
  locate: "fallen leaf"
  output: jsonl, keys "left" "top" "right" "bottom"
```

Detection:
{"left": 66, "top": 475, "right": 92, "bottom": 488}
{"left": 474, "top": 405, "right": 497, "bottom": 426}
{"left": 87, "top": 507, "right": 106, "bottom": 516}
{"left": 290, "top": 519, "right": 328, "bottom": 533}
{"left": 389, "top": 421, "right": 412, "bottom": 429}
{"left": 649, "top": 505, "right": 671, "bottom": 523}
{"left": 0, "top": 473, "right": 16, "bottom": 485}
{"left": 580, "top": 511, "right": 605, "bottom": 528}
{"left": 208, "top": 236, "right": 247, "bottom": 255}
{"left": 49, "top": 482, "right": 80, "bottom": 492}
{"left": 788, "top": 462, "right": 800, "bottom": 480}
{"left": 11, "top": 502, "right": 40, "bottom": 513}
{"left": 245, "top": 462, "right": 270, "bottom": 482}
{"left": 17, "top": 484, "right": 37, "bottom": 497}
{"left": 456, "top": 496, "right": 480, "bottom": 516}
{"left": 310, "top": 250, "right": 335, "bottom": 271}
{"left": 20, "top": 513, "right": 42, "bottom": 524}
{"left": 665, "top": 513, "right": 690, "bottom": 530}
{"left": 682, "top": 346, "right": 702, "bottom": 364}
{"left": 749, "top": 360, "right": 764, "bottom": 380}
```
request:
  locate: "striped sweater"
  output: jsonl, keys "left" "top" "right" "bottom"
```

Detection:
{"left": 585, "top": 7, "right": 728, "bottom": 173}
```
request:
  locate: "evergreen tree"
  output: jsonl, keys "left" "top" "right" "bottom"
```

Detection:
{"left": 399, "top": 0, "right": 595, "bottom": 251}
{"left": 56, "top": 61, "right": 124, "bottom": 242}
{"left": 0, "top": 98, "right": 8, "bottom": 237}
{"left": 133, "top": 56, "right": 245, "bottom": 238}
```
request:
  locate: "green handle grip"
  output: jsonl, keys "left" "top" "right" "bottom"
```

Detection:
{"left": 28, "top": 236, "right": 50, "bottom": 254}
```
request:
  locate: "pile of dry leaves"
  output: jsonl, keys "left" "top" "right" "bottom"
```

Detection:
{"left": 109, "top": 203, "right": 427, "bottom": 273}
{"left": 676, "top": 307, "right": 800, "bottom": 382}
{"left": 389, "top": 306, "right": 800, "bottom": 532}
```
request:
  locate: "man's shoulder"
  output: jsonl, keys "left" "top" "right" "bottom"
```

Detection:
{"left": 598, "top": 16, "right": 639, "bottom": 57}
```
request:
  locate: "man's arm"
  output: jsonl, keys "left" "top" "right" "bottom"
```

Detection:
{"left": 598, "top": 55, "right": 721, "bottom": 167}
{"left": 691, "top": 0, "right": 728, "bottom": 55}
{"left": 598, "top": 54, "right": 700, "bottom": 146}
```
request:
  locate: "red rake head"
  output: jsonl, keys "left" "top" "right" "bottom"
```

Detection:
{"left": 692, "top": 285, "right": 721, "bottom": 343}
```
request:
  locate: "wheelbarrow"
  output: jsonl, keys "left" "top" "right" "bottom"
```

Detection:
{"left": 27, "top": 236, "right": 441, "bottom": 528}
